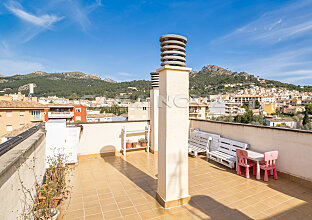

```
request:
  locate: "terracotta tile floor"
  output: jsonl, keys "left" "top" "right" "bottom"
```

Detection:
{"left": 60, "top": 151, "right": 312, "bottom": 220}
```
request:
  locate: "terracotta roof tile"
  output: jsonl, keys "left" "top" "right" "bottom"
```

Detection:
{"left": 0, "top": 100, "right": 47, "bottom": 109}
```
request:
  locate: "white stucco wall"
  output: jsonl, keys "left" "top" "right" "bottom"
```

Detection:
{"left": 77, "top": 121, "right": 149, "bottom": 155}
{"left": 190, "top": 119, "right": 312, "bottom": 182}
{"left": 0, "top": 131, "right": 46, "bottom": 219}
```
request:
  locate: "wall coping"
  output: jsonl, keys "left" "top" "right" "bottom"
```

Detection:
{"left": 0, "top": 130, "right": 45, "bottom": 187}
{"left": 72, "top": 120, "right": 150, "bottom": 125}
{"left": 190, "top": 119, "right": 312, "bottom": 134}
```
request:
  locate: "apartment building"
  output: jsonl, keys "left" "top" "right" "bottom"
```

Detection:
{"left": 86, "top": 113, "right": 114, "bottom": 122}
{"left": 233, "top": 95, "right": 263, "bottom": 105}
{"left": 128, "top": 102, "right": 150, "bottom": 121}
{"left": 264, "top": 117, "right": 297, "bottom": 128}
{"left": 44, "top": 105, "right": 87, "bottom": 122}
{"left": 283, "top": 106, "right": 305, "bottom": 115}
{"left": 0, "top": 92, "right": 37, "bottom": 102}
{"left": 263, "top": 103, "right": 276, "bottom": 115}
{"left": 189, "top": 103, "right": 208, "bottom": 119}
{"left": 302, "top": 100, "right": 312, "bottom": 105}
{"left": 0, "top": 100, "right": 47, "bottom": 137}
{"left": 38, "top": 96, "right": 70, "bottom": 105}
{"left": 206, "top": 100, "right": 241, "bottom": 118}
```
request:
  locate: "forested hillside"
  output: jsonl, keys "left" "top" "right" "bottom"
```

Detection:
{"left": 1, "top": 66, "right": 311, "bottom": 99}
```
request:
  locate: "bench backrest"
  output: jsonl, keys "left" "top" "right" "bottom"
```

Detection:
{"left": 197, "top": 131, "right": 220, "bottom": 152}
{"left": 218, "top": 137, "right": 249, "bottom": 156}
{"left": 189, "top": 131, "right": 212, "bottom": 150}
{"left": 189, "top": 131, "right": 220, "bottom": 152}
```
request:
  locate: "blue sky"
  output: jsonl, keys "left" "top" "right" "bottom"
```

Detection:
{"left": 1, "top": 0, "right": 312, "bottom": 85}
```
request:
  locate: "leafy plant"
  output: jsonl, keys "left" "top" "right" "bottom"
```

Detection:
{"left": 18, "top": 148, "right": 72, "bottom": 219}
{"left": 138, "top": 138, "right": 147, "bottom": 144}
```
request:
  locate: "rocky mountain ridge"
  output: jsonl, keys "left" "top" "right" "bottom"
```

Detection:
{"left": 29, "top": 71, "right": 116, "bottom": 82}
{"left": 190, "top": 65, "right": 250, "bottom": 77}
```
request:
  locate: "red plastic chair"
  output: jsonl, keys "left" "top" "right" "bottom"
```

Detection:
{"left": 260, "top": 151, "right": 278, "bottom": 182}
{"left": 236, "top": 149, "right": 256, "bottom": 178}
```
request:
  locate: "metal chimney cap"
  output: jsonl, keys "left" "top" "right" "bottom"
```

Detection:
{"left": 159, "top": 34, "right": 187, "bottom": 43}
{"left": 150, "top": 72, "right": 159, "bottom": 88}
{"left": 159, "top": 34, "right": 188, "bottom": 67}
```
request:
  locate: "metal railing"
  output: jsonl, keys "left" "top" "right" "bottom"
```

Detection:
{"left": 0, "top": 124, "right": 41, "bottom": 157}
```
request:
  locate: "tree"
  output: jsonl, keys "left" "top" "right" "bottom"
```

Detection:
{"left": 303, "top": 111, "right": 310, "bottom": 126}
{"left": 234, "top": 105, "right": 254, "bottom": 124}
{"left": 302, "top": 104, "right": 312, "bottom": 128}
{"left": 255, "top": 100, "right": 261, "bottom": 109}
{"left": 305, "top": 104, "right": 312, "bottom": 114}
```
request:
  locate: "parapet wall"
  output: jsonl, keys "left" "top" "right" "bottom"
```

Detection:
{"left": 77, "top": 121, "right": 150, "bottom": 156}
{"left": 0, "top": 130, "right": 46, "bottom": 219}
{"left": 190, "top": 119, "right": 312, "bottom": 182}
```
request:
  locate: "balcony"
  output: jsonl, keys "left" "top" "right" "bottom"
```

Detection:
{"left": 1, "top": 120, "right": 312, "bottom": 219}
{"left": 48, "top": 111, "right": 74, "bottom": 118}
{"left": 189, "top": 109, "right": 200, "bottom": 114}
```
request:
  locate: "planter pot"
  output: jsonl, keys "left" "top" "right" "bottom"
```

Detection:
{"left": 126, "top": 143, "right": 131, "bottom": 149}
{"left": 50, "top": 209, "right": 60, "bottom": 220}
{"left": 132, "top": 142, "right": 138, "bottom": 148}
{"left": 39, "top": 194, "right": 63, "bottom": 208}
{"left": 140, "top": 142, "right": 147, "bottom": 147}
{"left": 30, "top": 208, "right": 60, "bottom": 220}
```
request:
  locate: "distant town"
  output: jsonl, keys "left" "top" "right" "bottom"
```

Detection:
{"left": 1, "top": 80, "right": 312, "bottom": 144}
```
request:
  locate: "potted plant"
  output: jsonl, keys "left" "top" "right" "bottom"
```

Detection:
{"left": 138, "top": 138, "right": 147, "bottom": 147}
{"left": 126, "top": 139, "right": 132, "bottom": 149}
{"left": 132, "top": 141, "right": 138, "bottom": 148}
{"left": 19, "top": 148, "right": 71, "bottom": 220}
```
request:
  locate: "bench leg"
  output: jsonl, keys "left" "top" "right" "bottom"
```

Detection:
{"left": 194, "top": 151, "right": 198, "bottom": 158}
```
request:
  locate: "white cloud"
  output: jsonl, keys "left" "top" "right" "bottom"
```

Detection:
{"left": 5, "top": 1, "right": 63, "bottom": 28}
{"left": 228, "top": 47, "right": 312, "bottom": 85}
{"left": 117, "top": 72, "right": 134, "bottom": 77}
{"left": 217, "top": 0, "right": 312, "bottom": 44}
{"left": 0, "top": 59, "right": 44, "bottom": 75}
{"left": 48, "top": 0, "right": 102, "bottom": 32}
{"left": 283, "top": 74, "right": 312, "bottom": 83}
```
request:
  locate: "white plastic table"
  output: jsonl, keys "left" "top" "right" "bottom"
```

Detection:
{"left": 236, "top": 150, "right": 264, "bottom": 180}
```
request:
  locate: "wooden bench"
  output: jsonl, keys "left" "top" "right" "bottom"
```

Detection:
{"left": 207, "top": 137, "right": 249, "bottom": 169}
{"left": 188, "top": 130, "right": 216, "bottom": 157}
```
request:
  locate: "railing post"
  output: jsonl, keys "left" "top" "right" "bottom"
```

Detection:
{"left": 147, "top": 125, "right": 150, "bottom": 153}
{"left": 123, "top": 127, "right": 126, "bottom": 156}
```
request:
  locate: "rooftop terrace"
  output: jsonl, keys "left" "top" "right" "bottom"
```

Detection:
{"left": 61, "top": 151, "right": 312, "bottom": 220}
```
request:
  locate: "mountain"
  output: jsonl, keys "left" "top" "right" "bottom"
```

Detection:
{"left": 191, "top": 65, "right": 249, "bottom": 77}
{"left": 0, "top": 66, "right": 311, "bottom": 99}
{"left": 189, "top": 65, "right": 312, "bottom": 97}
{"left": 0, "top": 71, "right": 150, "bottom": 99}
{"left": 30, "top": 71, "right": 102, "bottom": 80}
{"left": 103, "top": 78, "right": 117, "bottom": 83}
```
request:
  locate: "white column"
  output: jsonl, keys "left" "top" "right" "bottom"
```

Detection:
{"left": 150, "top": 88, "right": 159, "bottom": 153}
{"left": 156, "top": 65, "right": 192, "bottom": 208}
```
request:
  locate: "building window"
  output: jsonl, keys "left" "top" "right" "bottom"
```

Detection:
{"left": 20, "top": 111, "right": 24, "bottom": 116}
{"left": 32, "top": 110, "right": 41, "bottom": 120}
{"left": 75, "top": 108, "right": 81, "bottom": 113}
{"left": 6, "top": 111, "right": 12, "bottom": 117}
{"left": 143, "top": 107, "right": 147, "bottom": 111}
{"left": 75, "top": 116, "right": 81, "bottom": 121}
{"left": 6, "top": 125, "right": 12, "bottom": 131}
{"left": 20, "top": 124, "right": 24, "bottom": 128}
